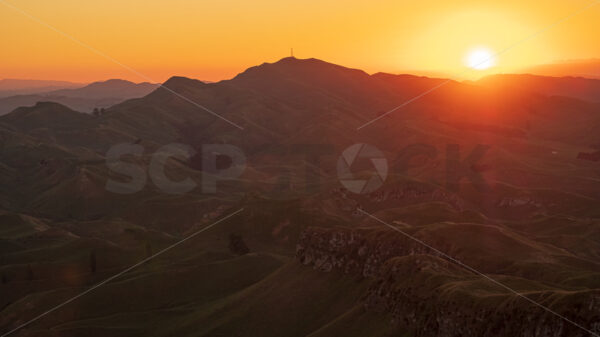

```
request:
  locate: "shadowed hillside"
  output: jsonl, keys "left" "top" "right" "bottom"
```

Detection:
{"left": 1, "top": 58, "right": 600, "bottom": 337}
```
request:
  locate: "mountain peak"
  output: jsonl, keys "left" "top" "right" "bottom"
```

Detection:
{"left": 87, "top": 79, "right": 134, "bottom": 86}
{"left": 152, "top": 76, "right": 207, "bottom": 96}
{"left": 228, "top": 57, "right": 396, "bottom": 110}
{"left": 82, "top": 78, "right": 157, "bottom": 90}
{"left": 45, "top": 79, "right": 159, "bottom": 100}
{"left": 234, "top": 57, "right": 369, "bottom": 81}
{"left": 162, "top": 76, "right": 205, "bottom": 88}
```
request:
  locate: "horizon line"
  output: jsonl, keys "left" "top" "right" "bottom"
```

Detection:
{"left": 2, "top": 56, "right": 600, "bottom": 85}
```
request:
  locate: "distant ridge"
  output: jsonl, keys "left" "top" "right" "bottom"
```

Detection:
{"left": 476, "top": 73, "right": 600, "bottom": 102}
{"left": 522, "top": 59, "right": 600, "bottom": 79}
{"left": 0, "top": 79, "right": 84, "bottom": 90}
{"left": 0, "top": 79, "right": 84, "bottom": 98}
{"left": 48, "top": 79, "right": 159, "bottom": 99}
{"left": 0, "top": 79, "right": 159, "bottom": 115}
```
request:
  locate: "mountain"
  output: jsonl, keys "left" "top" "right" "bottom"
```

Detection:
{"left": 476, "top": 73, "right": 600, "bottom": 102}
{"left": 0, "top": 79, "right": 84, "bottom": 98}
{"left": 523, "top": 59, "right": 600, "bottom": 79}
{"left": 0, "top": 79, "right": 159, "bottom": 115}
{"left": 1, "top": 58, "right": 600, "bottom": 337}
{"left": 47, "top": 79, "right": 159, "bottom": 99}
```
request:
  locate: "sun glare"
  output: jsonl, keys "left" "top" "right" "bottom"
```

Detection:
{"left": 465, "top": 47, "right": 496, "bottom": 70}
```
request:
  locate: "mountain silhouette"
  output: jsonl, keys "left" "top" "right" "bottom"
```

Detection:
{"left": 48, "top": 79, "right": 158, "bottom": 99}
{"left": 476, "top": 73, "right": 600, "bottom": 102}
{"left": 523, "top": 59, "right": 600, "bottom": 79}
{"left": 0, "top": 79, "right": 83, "bottom": 98}
{"left": 0, "top": 79, "right": 159, "bottom": 115}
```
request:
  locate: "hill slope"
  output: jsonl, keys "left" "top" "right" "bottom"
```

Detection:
{"left": 1, "top": 58, "right": 600, "bottom": 337}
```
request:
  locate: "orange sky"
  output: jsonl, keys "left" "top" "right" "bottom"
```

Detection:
{"left": 1, "top": 0, "right": 599, "bottom": 83}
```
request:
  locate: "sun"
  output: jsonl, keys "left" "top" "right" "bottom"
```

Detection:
{"left": 465, "top": 47, "right": 496, "bottom": 70}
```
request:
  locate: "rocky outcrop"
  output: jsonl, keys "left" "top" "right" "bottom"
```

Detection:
{"left": 295, "top": 227, "right": 600, "bottom": 337}
{"left": 365, "top": 256, "right": 600, "bottom": 337}
{"left": 296, "top": 226, "right": 431, "bottom": 277}
{"left": 497, "top": 196, "right": 543, "bottom": 208}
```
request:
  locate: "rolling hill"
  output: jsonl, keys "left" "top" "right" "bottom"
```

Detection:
{"left": 1, "top": 57, "right": 599, "bottom": 337}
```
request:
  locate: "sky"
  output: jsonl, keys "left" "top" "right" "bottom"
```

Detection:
{"left": 1, "top": 0, "right": 599, "bottom": 83}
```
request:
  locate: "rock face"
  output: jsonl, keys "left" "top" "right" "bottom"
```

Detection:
{"left": 295, "top": 227, "right": 600, "bottom": 337}
{"left": 296, "top": 226, "right": 431, "bottom": 277}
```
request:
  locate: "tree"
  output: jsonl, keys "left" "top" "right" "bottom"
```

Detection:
{"left": 90, "top": 250, "right": 97, "bottom": 273}
{"left": 92, "top": 108, "right": 100, "bottom": 117}
{"left": 100, "top": 108, "right": 106, "bottom": 115}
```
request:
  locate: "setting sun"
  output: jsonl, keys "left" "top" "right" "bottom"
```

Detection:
{"left": 1, "top": 1, "right": 599, "bottom": 82}
{"left": 465, "top": 47, "right": 496, "bottom": 70}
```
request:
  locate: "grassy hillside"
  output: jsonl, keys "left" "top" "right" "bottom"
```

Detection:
{"left": 1, "top": 58, "right": 600, "bottom": 336}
